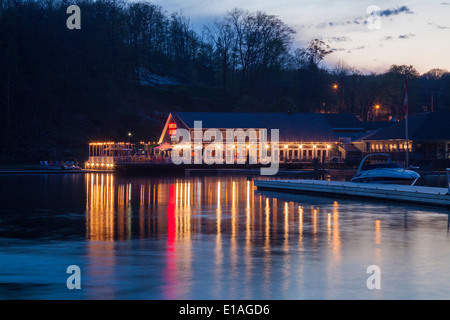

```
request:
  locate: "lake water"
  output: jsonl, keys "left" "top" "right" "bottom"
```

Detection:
{"left": 0, "top": 173, "right": 450, "bottom": 300}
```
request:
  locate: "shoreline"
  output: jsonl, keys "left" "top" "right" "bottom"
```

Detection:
{"left": 0, "top": 165, "right": 447, "bottom": 176}
{"left": 0, "top": 165, "right": 111, "bottom": 174}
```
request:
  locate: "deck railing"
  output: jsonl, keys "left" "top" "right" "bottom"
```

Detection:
{"left": 113, "top": 156, "right": 333, "bottom": 166}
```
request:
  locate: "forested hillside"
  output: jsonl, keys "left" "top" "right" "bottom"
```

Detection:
{"left": 1, "top": 0, "right": 450, "bottom": 163}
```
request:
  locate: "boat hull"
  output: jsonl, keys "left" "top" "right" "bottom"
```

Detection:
{"left": 351, "top": 168, "right": 420, "bottom": 186}
{"left": 351, "top": 154, "right": 421, "bottom": 186}
{"left": 351, "top": 177, "right": 417, "bottom": 185}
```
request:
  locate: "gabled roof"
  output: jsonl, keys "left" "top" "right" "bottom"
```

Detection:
{"left": 362, "top": 112, "right": 450, "bottom": 141}
{"left": 172, "top": 112, "right": 263, "bottom": 129}
{"left": 168, "top": 112, "right": 340, "bottom": 143}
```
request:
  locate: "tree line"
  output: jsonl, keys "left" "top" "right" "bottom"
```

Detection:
{"left": 0, "top": 0, "right": 449, "bottom": 163}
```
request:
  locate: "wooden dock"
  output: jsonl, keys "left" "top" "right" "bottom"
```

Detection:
{"left": 254, "top": 179, "right": 450, "bottom": 208}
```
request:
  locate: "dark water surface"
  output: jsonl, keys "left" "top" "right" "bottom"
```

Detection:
{"left": 0, "top": 173, "right": 449, "bottom": 300}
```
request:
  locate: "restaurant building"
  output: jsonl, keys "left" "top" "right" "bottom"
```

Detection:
{"left": 86, "top": 112, "right": 404, "bottom": 169}
{"left": 355, "top": 112, "right": 450, "bottom": 169}
{"left": 159, "top": 112, "right": 341, "bottom": 164}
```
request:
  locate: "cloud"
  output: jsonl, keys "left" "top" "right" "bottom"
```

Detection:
{"left": 380, "top": 5, "right": 414, "bottom": 17}
{"left": 428, "top": 22, "right": 450, "bottom": 29}
{"left": 309, "top": 5, "right": 414, "bottom": 30}
{"left": 398, "top": 33, "right": 416, "bottom": 39}
{"left": 331, "top": 48, "right": 346, "bottom": 52}
{"left": 327, "top": 36, "right": 352, "bottom": 42}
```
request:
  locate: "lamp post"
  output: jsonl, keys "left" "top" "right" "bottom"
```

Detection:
{"left": 127, "top": 132, "right": 133, "bottom": 155}
{"left": 372, "top": 104, "right": 381, "bottom": 121}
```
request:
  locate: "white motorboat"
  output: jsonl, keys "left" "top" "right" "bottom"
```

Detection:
{"left": 351, "top": 154, "right": 420, "bottom": 186}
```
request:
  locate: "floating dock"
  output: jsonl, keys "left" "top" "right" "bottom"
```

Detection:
{"left": 254, "top": 179, "right": 450, "bottom": 208}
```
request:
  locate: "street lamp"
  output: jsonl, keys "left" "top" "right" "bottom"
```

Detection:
{"left": 371, "top": 105, "right": 381, "bottom": 121}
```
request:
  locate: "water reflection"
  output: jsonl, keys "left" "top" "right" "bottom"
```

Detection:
{"left": 83, "top": 173, "right": 349, "bottom": 299}
{"left": 83, "top": 173, "right": 450, "bottom": 299}
{"left": 2, "top": 173, "right": 450, "bottom": 299}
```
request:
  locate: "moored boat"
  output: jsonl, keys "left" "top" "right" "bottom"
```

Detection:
{"left": 351, "top": 154, "right": 420, "bottom": 186}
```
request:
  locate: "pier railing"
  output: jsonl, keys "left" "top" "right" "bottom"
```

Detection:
{"left": 115, "top": 156, "right": 173, "bottom": 165}
{"left": 447, "top": 168, "right": 450, "bottom": 194}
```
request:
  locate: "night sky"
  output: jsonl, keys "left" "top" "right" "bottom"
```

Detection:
{"left": 149, "top": 0, "right": 450, "bottom": 74}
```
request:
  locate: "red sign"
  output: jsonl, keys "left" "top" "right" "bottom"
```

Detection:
{"left": 168, "top": 123, "right": 177, "bottom": 136}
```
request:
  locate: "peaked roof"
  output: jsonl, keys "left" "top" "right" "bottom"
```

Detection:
{"left": 363, "top": 112, "right": 450, "bottom": 141}
{"left": 169, "top": 112, "right": 340, "bottom": 142}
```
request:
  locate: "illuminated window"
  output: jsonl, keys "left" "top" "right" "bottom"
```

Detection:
{"left": 168, "top": 123, "right": 177, "bottom": 136}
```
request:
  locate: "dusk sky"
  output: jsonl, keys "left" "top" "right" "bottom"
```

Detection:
{"left": 150, "top": 0, "right": 450, "bottom": 74}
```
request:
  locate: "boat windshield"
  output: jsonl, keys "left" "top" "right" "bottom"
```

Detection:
{"left": 361, "top": 163, "right": 401, "bottom": 171}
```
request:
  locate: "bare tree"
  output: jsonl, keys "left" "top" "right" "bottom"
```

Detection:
{"left": 300, "top": 39, "right": 333, "bottom": 67}
{"left": 205, "top": 16, "right": 236, "bottom": 91}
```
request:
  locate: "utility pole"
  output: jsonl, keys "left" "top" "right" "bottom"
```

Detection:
{"left": 404, "top": 75, "right": 409, "bottom": 169}
{"left": 431, "top": 92, "right": 434, "bottom": 113}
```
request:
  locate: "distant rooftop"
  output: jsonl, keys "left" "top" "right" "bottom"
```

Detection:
{"left": 362, "top": 112, "right": 450, "bottom": 141}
